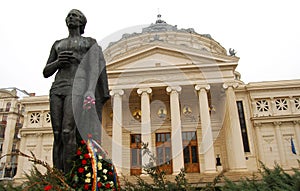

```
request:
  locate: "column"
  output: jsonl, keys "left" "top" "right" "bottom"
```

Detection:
{"left": 166, "top": 86, "right": 184, "bottom": 174}
{"left": 137, "top": 88, "right": 152, "bottom": 169}
{"left": 15, "top": 133, "right": 27, "bottom": 178}
{"left": 223, "top": 82, "right": 247, "bottom": 170}
{"left": 0, "top": 113, "right": 17, "bottom": 167}
{"left": 293, "top": 121, "right": 300, "bottom": 153}
{"left": 254, "top": 123, "right": 265, "bottom": 163}
{"left": 273, "top": 121, "right": 287, "bottom": 166}
{"left": 195, "top": 84, "right": 216, "bottom": 172}
{"left": 35, "top": 133, "right": 43, "bottom": 159}
{"left": 110, "top": 89, "right": 124, "bottom": 174}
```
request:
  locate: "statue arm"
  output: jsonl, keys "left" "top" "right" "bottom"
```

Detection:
{"left": 43, "top": 41, "right": 60, "bottom": 78}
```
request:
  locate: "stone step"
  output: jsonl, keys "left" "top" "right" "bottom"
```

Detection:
{"left": 119, "top": 171, "right": 259, "bottom": 187}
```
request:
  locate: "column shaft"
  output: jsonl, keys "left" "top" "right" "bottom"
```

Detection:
{"left": 137, "top": 88, "right": 152, "bottom": 169}
{"left": 195, "top": 85, "right": 216, "bottom": 172}
{"left": 254, "top": 123, "right": 265, "bottom": 163}
{"left": 223, "top": 83, "right": 247, "bottom": 170}
{"left": 294, "top": 121, "right": 300, "bottom": 153}
{"left": 274, "top": 122, "right": 287, "bottom": 166}
{"left": 167, "top": 86, "right": 184, "bottom": 174}
{"left": 110, "top": 89, "right": 124, "bottom": 174}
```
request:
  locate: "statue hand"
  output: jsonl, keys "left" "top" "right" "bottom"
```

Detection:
{"left": 57, "top": 51, "right": 79, "bottom": 68}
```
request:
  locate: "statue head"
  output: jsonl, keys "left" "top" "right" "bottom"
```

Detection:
{"left": 66, "top": 9, "right": 87, "bottom": 34}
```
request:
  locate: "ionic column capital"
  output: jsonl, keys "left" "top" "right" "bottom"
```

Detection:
{"left": 293, "top": 120, "right": 300, "bottom": 125}
{"left": 137, "top": 88, "right": 152, "bottom": 95}
{"left": 195, "top": 84, "right": 210, "bottom": 92}
{"left": 254, "top": 122, "right": 262, "bottom": 127}
{"left": 109, "top": 89, "right": 124, "bottom": 97}
{"left": 222, "top": 82, "right": 239, "bottom": 90}
{"left": 166, "top": 86, "right": 182, "bottom": 94}
{"left": 273, "top": 121, "right": 282, "bottom": 127}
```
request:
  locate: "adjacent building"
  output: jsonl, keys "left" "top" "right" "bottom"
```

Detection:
{"left": 0, "top": 88, "right": 25, "bottom": 178}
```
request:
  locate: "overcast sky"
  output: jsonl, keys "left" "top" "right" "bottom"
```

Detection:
{"left": 1, "top": 0, "right": 299, "bottom": 96}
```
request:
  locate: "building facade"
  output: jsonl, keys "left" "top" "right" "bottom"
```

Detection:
{"left": 0, "top": 89, "right": 25, "bottom": 178}
{"left": 12, "top": 17, "right": 300, "bottom": 181}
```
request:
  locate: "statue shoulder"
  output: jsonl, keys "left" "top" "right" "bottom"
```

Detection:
{"left": 85, "top": 37, "right": 97, "bottom": 45}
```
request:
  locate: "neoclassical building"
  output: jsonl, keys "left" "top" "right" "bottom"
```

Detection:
{"left": 0, "top": 88, "right": 25, "bottom": 179}
{"left": 12, "top": 16, "right": 300, "bottom": 182}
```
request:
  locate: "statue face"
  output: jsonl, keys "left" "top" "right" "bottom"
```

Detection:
{"left": 66, "top": 10, "right": 83, "bottom": 29}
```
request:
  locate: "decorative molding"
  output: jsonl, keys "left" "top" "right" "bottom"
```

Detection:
{"left": 293, "top": 120, "right": 300, "bottom": 125}
{"left": 253, "top": 122, "right": 262, "bottom": 127}
{"left": 109, "top": 89, "right": 124, "bottom": 97}
{"left": 194, "top": 84, "right": 210, "bottom": 91}
{"left": 166, "top": 86, "right": 181, "bottom": 94}
{"left": 137, "top": 88, "right": 152, "bottom": 95}
{"left": 222, "top": 82, "right": 239, "bottom": 90}
{"left": 273, "top": 121, "right": 282, "bottom": 127}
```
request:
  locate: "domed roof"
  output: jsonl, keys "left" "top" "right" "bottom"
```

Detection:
{"left": 104, "top": 15, "right": 228, "bottom": 62}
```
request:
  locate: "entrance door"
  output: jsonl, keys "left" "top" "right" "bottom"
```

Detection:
{"left": 182, "top": 131, "right": 200, "bottom": 173}
{"left": 130, "top": 134, "right": 142, "bottom": 175}
{"left": 156, "top": 133, "right": 172, "bottom": 174}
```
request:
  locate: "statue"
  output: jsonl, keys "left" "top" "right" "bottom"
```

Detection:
{"left": 229, "top": 48, "right": 237, "bottom": 56}
{"left": 43, "top": 9, "right": 110, "bottom": 173}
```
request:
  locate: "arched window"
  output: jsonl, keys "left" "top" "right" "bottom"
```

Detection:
{"left": 5, "top": 102, "right": 11, "bottom": 112}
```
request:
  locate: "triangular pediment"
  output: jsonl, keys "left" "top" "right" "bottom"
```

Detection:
{"left": 106, "top": 44, "right": 238, "bottom": 71}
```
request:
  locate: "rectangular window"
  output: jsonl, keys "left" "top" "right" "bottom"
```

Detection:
{"left": 237, "top": 101, "right": 250, "bottom": 152}
{"left": 130, "top": 134, "right": 142, "bottom": 175}
{"left": 182, "top": 131, "right": 199, "bottom": 173}
{"left": 156, "top": 133, "right": 172, "bottom": 174}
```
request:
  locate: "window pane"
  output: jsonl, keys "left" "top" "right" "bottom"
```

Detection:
{"left": 165, "top": 147, "right": 171, "bottom": 164}
{"left": 156, "top": 134, "right": 161, "bottom": 142}
{"left": 187, "top": 132, "right": 192, "bottom": 141}
{"left": 157, "top": 147, "right": 164, "bottom": 165}
{"left": 131, "top": 135, "right": 135, "bottom": 144}
{"left": 136, "top": 135, "right": 141, "bottom": 143}
{"left": 138, "top": 149, "right": 142, "bottom": 167}
{"left": 183, "top": 147, "right": 190, "bottom": 164}
{"left": 191, "top": 132, "right": 196, "bottom": 140}
{"left": 182, "top": 132, "right": 187, "bottom": 141}
{"left": 161, "top": 134, "right": 165, "bottom": 142}
{"left": 191, "top": 146, "right": 198, "bottom": 163}
{"left": 131, "top": 149, "right": 137, "bottom": 166}
{"left": 166, "top": 133, "right": 171, "bottom": 142}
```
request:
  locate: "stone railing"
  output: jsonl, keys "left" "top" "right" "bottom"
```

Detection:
{"left": 252, "top": 96, "right": 300, "bottom": 117}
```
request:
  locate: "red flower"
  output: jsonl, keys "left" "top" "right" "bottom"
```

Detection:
{"left": 80, "top": 140, "right": 86, "bottom": 145}
{"left": 76, "top": 149, "right": 82, "bottom": 156}
{"left": 108, "top": 171, "right": 113, "bottom": 176}
{"left": 44, "top": 185, "right": 52, "bottom": 191}
{"left": 81, "top": 159, "right": 87, "bottom": 165}
{"left": 84, "top": 153, "right": 91, "bottom": 159}
{"left": 78, "top": 167, "right": 84, "bottom": 173}
{"left": 97, "top": 182, "right": 102, "bottom": 188}
{"left": 84, "top": 184, "right": 89, "bottom": 190}
{"left": 105, "top": 183, "right": 111, "bottom": 188}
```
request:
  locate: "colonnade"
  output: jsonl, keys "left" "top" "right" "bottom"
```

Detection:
{"left": 110, "top": 82, "right": 247, "bottom": 174}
